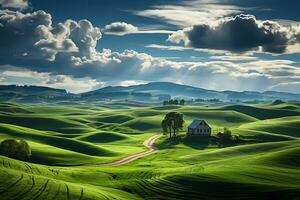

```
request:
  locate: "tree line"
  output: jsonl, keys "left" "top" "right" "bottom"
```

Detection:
{"left": 194, "top": 98, "right": 220, "bottom": 102}
{"left": 163, "top": 99, "right": 185, "bottom": 105}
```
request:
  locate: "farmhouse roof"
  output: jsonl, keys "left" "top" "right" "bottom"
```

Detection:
{"left": 188, "top": 120, "right": 208, "bottom": 129}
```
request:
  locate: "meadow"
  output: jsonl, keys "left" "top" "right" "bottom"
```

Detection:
{"left": 0, "top": 101, "right": 299, "bottom": 199}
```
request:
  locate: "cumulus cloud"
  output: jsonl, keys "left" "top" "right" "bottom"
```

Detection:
{"left": 0, "top": 66, "right": 103, "bottom": 93}
{"left": 0, "top": 9, "right": 101, "bottom": 61}
{"left": 66, "top": 50, "right": 300, "bottom": 92}
{"left": 1, "top": 46, "right": 300, "bottom": 92}
{"left": 0, "top": 0, "right": 28, "bottom": 10}
{"left": 102, "top": 22, "right": 138, "bottom": 35}
{"left": 0, "top": 9, "right": 51, "bottom": 60}
{"left": 168, "top": 14, "right": 300, "bottom": 54}
{"left": 44, "top": 75, "right": 103, "bottom": 93}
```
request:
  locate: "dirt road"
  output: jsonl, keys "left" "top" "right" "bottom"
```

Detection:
{"left": 94, "top": 134, "right": 162, "bottom": 167}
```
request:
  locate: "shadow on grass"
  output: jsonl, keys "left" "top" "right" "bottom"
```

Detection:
{"left": 157, "top": 135, "right": 210, "bottom": 150}
{"left": 182, "top": 136, "right": 210, "bottom": 150}
{"left": 156, "top": 134, "right": 245, "bottom": 150}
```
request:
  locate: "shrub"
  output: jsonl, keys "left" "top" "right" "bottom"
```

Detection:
{"left": 272, "top": 99, "right": 285, "bottom": 105}
{"left": 216, "top": 128, "right": 239, "bottom": 146}
{"left": 0, "top": 139, "right": 31, "bottom": 161}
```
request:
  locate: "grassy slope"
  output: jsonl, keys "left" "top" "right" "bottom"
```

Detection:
{"left": 0, "top": 102, "right": 299, "bottom": 199}
{"left": 239, "top": 116, "right": 300, "bottom": 138}
{"left": 221, "top": 104, "right": 299, "bottom": 120}
{"left": 0, "top": 104, "right": 153, "bottom": 166}
{"left": 0, "top": 156, "right": 139, "bottom": 200}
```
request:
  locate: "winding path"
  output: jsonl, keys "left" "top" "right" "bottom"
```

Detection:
{"left": 92, "top": 134, "right": 162, "bottom": 167}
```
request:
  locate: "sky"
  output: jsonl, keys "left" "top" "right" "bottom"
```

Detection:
{"left": 0, "top": 0, "right": 300, "bottom": 93}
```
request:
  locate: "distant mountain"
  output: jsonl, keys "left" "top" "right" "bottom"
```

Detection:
{"left": 82, "top": 82, "right": 221, "bottom": 101}
{"left": 0, "top": 85, "right": 71, "bottom": 103}
{"left": 0, "top": 82, "right": 299, "bottom": 103}
{"left": 81, "top": 82, "right": 300, "bottom": 102}
{"left": 0, "top": 85, "right": 67, "bottom": 96}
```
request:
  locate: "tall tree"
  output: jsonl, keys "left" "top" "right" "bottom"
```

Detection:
{"left": 162, "top": 112, "right": 184, "bottom": 138}
{"left": 161, "top": 118, "right": 171, "bottom": 138}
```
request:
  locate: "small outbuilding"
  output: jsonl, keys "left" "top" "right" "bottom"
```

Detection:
{"left": 187, "top": 120, "right": 211, "bottom": 136}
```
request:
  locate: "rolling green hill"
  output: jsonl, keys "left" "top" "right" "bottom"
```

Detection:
{"left": 0, "top": 102, "right": 299, "bottom": 199}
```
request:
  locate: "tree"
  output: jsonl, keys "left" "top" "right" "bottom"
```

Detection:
{"left": 216, "top": 128, "right": 239, "bottom": 146}
{"left": 0, "top": 139, "right": 31, "bottom": 161}
{"left": 223, "top": 127, "right": 232, "bottom": 142}
{"left": 162, "top": 112, "right": 184, "bottom": 138}
{"left": 180, "top": 99, "right": 185, "bottom": 105}
{"left": 0, "top": 139, "right": 19, "bottom": 159}
{"left": 161, "top": 118, "right": 171, "bottom": 138}
{"left": 17, "top": 140, "right": 31, "bottom": 161}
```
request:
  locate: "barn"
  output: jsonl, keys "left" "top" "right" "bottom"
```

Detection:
{"left": 187, "top": 120, "right": 211, "bottom": 136}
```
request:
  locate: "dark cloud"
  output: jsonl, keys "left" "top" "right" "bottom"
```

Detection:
{"left": 0, "top": 9, "right": 51, "bottom": 60}
{"left": 168, "top": 14, "right": 300, "bottom": 53}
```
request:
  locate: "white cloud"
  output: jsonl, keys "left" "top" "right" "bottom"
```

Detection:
{"left": 145, "top": 44, "right": 230, "bottom": 54}
{"left": 119, "top": 80, "right": 147, "bottom": 87}
{"left": 145, "top": 44, "right": 189, "bottom": 51}
{"left": 1, "top": 48, "right": 300, "bottom": 92}
{"left": 0, "top": 10, "right": 101, "bottom": 61}
{"left": 102, "top": 22, "right": 174, "bottom": 35}
{"left": 45, "top": 75, "right": 103, "bottom": 93}
{"left": 136, "top": 30, "right": 175, "bottom": 34}
{"left": 0, "top": 66, "right": 103, "bottom": 93}
{"left": 0, "top": 0, "right": 28, "bottom": 10}
{"left": 133, "top": 0, "right": 242, "bottom": 27}
{"left": 210, "top": 55, "right": 258, "bottom": 61}
{"left": 102, "top": 22, "right": 138, "bottom": 35}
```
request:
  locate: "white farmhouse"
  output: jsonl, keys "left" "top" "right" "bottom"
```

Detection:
{"left": 187, "top": 120, "right": 211, "bottom": 136}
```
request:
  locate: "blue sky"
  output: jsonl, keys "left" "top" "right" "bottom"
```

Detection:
{"left": 0, "top": 0, "right": 299, "bottom": 93}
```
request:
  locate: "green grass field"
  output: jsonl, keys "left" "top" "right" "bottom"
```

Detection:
{"left": 0, "top": 102, "right": 299, "bottom": 199}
